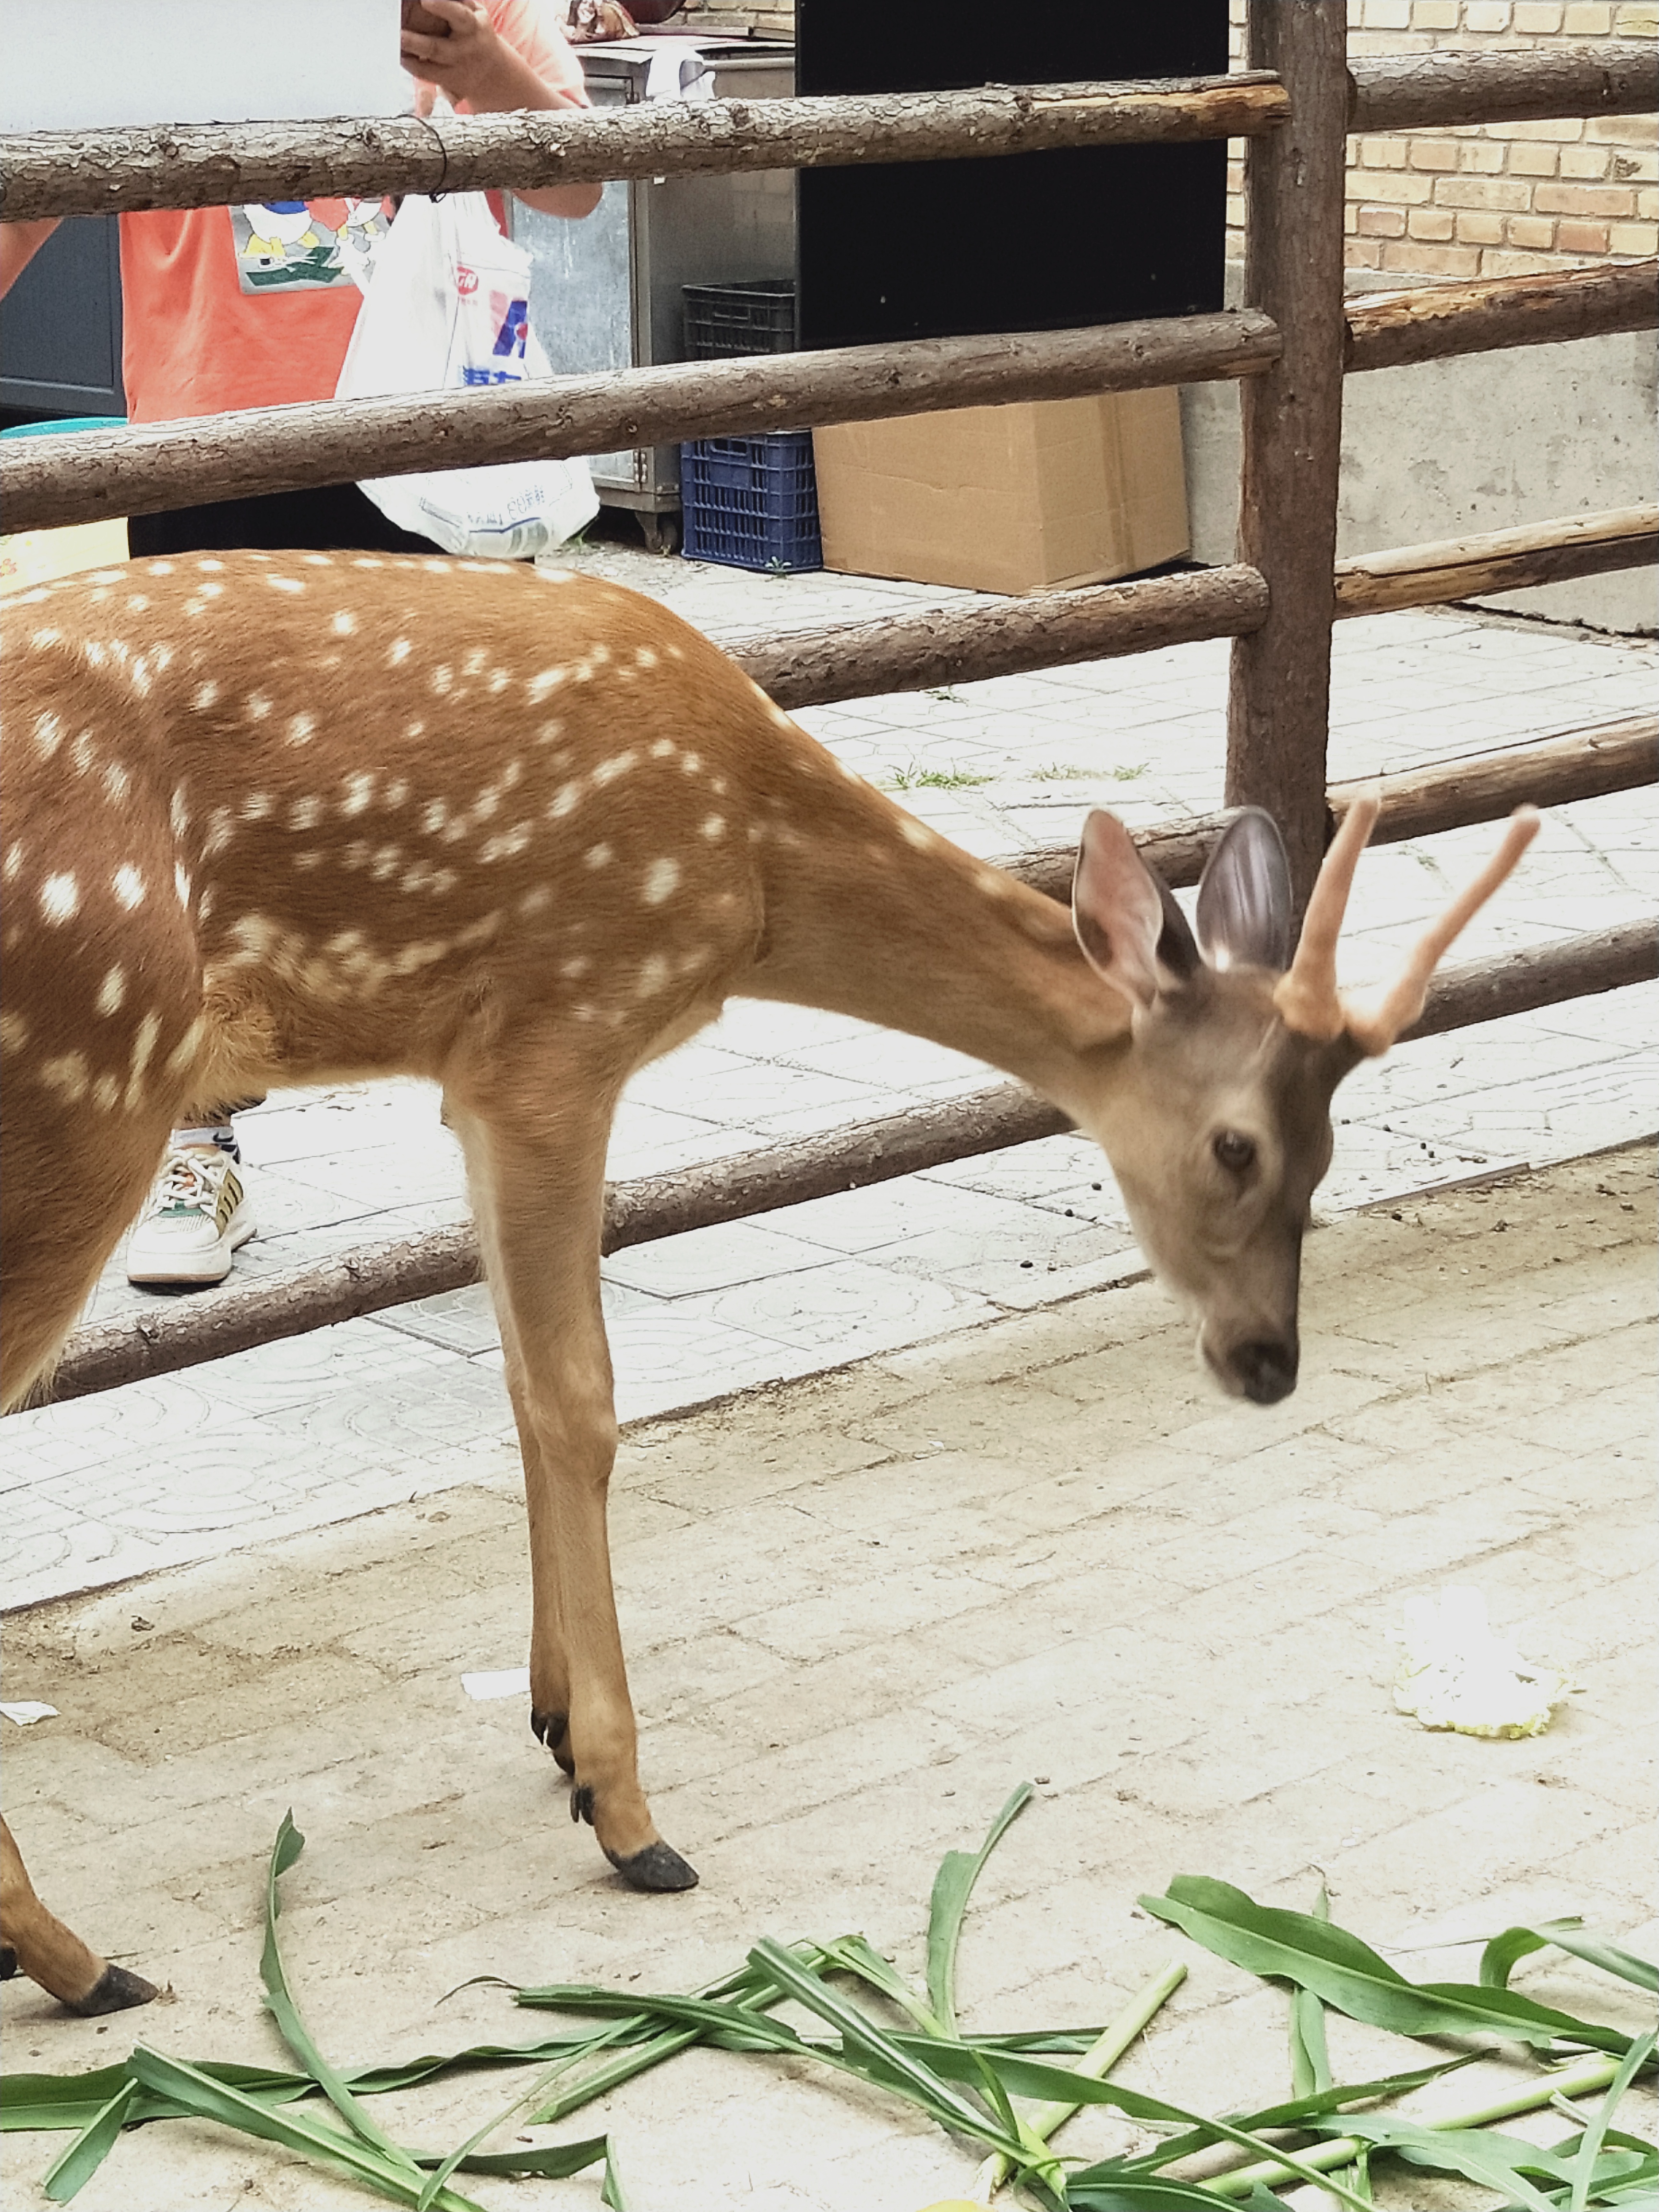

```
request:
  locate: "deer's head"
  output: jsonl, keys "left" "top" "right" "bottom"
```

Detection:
{"left": 1069, "top": 800, "right": 1538, "bottom": 1406}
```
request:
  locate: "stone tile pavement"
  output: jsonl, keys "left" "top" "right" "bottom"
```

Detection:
{"left": 2, "top": 545, "right": 1654, "bottom": 1612}
{"left": 2, "top": 1147, "right": 1653, "bottom": 2211}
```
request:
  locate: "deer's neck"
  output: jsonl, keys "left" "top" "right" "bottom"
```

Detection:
{"left": 741, "top": 766, "right": 1132, "bottom": 1117}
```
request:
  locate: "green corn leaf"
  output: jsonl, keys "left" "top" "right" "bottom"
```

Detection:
{"left": 1142, "top": 1877, "right": 1637, "bottom": 2055}
{"left": 1289, "top": 1883, "right": 1334, "bottom": 2100}
{"left": 1101, "top": 2057, "right": 1476, "bottom": 2176}
{"left": 926, "top": 1781, "right": 1034, "bottom": 2041}
{"left": 40, "top": 2081, "right": 138, "bottom": 2204}
{"left": 1069, "top": 2181, "right": 1286, "bottom": 2211}
{"left": 1481, "top": 1920, "right": 1659, "bottom": 1997}
{"left": 261, "top": 1813, "right": 420, "bottom": 2174}
{"left": 1566, "top": 2031, "right": 1656, "bottom": 2212}
{"left": 124, "top": 2049, "right": 491, "bottom": 2212}
{"left": 1332, "top": 2115, "right": 1594, "bottom": 2212}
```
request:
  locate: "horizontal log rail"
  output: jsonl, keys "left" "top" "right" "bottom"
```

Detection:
{"left": 0, "top": 74, "right": 1290, "bottom": 221}
{"left": 1347, "top": 42, "right": 1657, "bottom": 132}
{"left": 32, "top": 914, "right": 1654, "bottom": 1407}
{"left": 1332, "top": 504, "right": 1658, "bottom": 616}
{"left": 1346, "top": 258, "right": 1658, "bottom": 374}
{"left": 2, "top": 45, "right": 1652, "bottom": 222}
{"left": 5, "top": 253, "right": 1652, "bottom": 537}
{"left": 0, "top": 311, "right": 1283, "bottom": 534}
{"left": 1004, "top": 713, "right": 1659, "bottom": 901}
{"left": 727, "top": 565, "right": 1271, "bottom": 711}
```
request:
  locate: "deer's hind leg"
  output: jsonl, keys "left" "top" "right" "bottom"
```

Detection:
{"left": 446, "top": 1071, "right": 697, "bottom": 1895}
{"left": 0, "top": 1817, "right": 156, "bottom": 2014}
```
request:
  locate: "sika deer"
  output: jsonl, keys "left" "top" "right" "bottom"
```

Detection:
{"left": 0, "top": 550, "right": 1535, "bottom": 2010}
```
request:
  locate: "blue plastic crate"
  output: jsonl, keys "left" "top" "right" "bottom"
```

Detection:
{"left": 679, "top": 430, "right": 821, "bottom": 574}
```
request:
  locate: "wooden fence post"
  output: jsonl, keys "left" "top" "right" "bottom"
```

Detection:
{"left": 1226, "top": 0, "right": 1353, "bottom": 909}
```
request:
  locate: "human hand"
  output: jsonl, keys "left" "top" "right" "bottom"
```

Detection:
{"left": 400, "top": 0, "right": 580, "bottom": 112}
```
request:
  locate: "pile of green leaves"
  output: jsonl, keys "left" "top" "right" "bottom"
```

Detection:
{"left": 2, "top": 1788, "right": 1653, "bottom": 2210}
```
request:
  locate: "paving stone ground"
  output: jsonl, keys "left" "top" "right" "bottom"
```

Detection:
{"left": 3, "top": 1144, "right": 1653, "bottom": 2212}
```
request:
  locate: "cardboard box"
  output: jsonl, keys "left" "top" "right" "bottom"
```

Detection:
{"left": 812, "top": 388, "right": 1190, "bottom": 596}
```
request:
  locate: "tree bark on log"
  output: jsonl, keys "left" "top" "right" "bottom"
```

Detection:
{"left": 1348, "top": 43, "right": 1658, "bottom": 133}
{"left": 1332, "top": 505, "right": 1658, "bottom": 615}
{"left": 0, "top": 311, "right": 1282, "bottom": 535}
{"left": 724, "top": 565, "right": 1271, "bottom": 712}
{"left": 34, "top": 920, "right": 1653, "bottom": 1407}
{"left": 1346, "top": 259, "right": 1658, "bottom": 374}
{"left": 0, "top": 76, "right": 1289, "bottom": 221}
{"left": 1227, "top": 0, "right": 1352, "bottom": 912}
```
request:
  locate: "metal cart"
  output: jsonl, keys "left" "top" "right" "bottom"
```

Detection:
{"left": 509, "top": 36, "right": 795, "bottom": 552}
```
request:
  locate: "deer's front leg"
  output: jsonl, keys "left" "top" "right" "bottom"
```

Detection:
{"left": 448, "top": 1091, "right": 697, "bottom": 1894}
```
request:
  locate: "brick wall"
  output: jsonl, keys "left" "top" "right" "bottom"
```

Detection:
{"left": 1228, "top": 0, "right": 1658, "bottom": 280}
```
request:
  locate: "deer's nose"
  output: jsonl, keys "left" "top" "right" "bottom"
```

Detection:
{"left": 1230, "top": 1337, "right": 1298, "bottom": 1405}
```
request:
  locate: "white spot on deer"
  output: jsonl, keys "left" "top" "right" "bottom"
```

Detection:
{"left": 170, "top": 789, "right": 191, "bottom": 837}
{"left": 421, "top": 557, "right": 447, "bottom": 574}
{"left": 331, "top": 610, "right": 357, "bottom": 635}
{"left": 266, "top": 575, "right": 304, "bottom": 594}
{"left": 0, "top": 1011, "right": 29, "bottom": 1053}
{"left": 900, "top": 817, "right": 935, "bottom": 850}
{"left": 344, "top": 842, "right": 369, "bottom": 871}
{"left": 351, "top": 556, "right": 385, "bottom": 569}
{"left": 650, "top": 738, "right": 676, "bottom": 759}
{"left": 288, "top": 712, "right": 316, "bottom": 747}
{"left": 701, "top": 815, "right": 726, "bottom": 841}
{"left": 384, "top": 778, "right": 410, "bottom": 809}
{"left": 203, "top": 808, "right": 234, "bottom": 859}
{"left": 164, "top": 1015, "right": 206, "bottom": 1075}
{"left": 488, "top": 668, "right": 511, "bottom": 694}
{"left": 392, "top": 939, "right": 451, "bottom": 973}
{"left": 40, "top": 873, "right": 79, "bottom": 923}
{"left": 431, "top": 666, "right": 453, "bottom": 695}
{"left": 31, "top": 626, "right": 62, "bottom": 647}
{"left": 527, "top": 667, "right": 567, "bottom": 703}
{"left": 454, "top": 911, "right": 504, "bottom": 949}
{"left": 370, "top": 846, "right": 403, "bottom": 880}
{"left": 287, "top": 797, "right": 323, "bottom": 832}
{"left": 592, "top": 750, "right": 638, "bottom": 788}
{"left": 431, "top": 868, "right": 457, "bottom": 895}
{"left": 517, "top": 885, "right": 551, "bottom": 916}
{"left": 83, "top": 641, "right": 107, "bottom": 667}
{"left": 420, "top": 798, "right": 449, "bottom": 836}
{"left": 548, "top": 783, "right": 581, "bottom": 820}
{"left": 127, "top": 655, "right": 154, "bottom": 697}
{"left": 293, "top": 849, "right": 323, "bottom": 870}
{"left": 342, "top": 773, "right": 377, "bottom": 817}
{"left": 127, "top": 593, "right": 150, "bottom": 612}
{"left": 152, "top": 644, "right": 174, "bottom": 672}
{"left": 480, "top": 825, "right": 532, "bottom": 864}
{"left": 88, "top": 569, "right": 123, "bottom": 585}
{"left": 404, "top": 720, "right": 425, "bottom": 740}
{"left": 198, "top": 581, "right": 224, "bottom": 601}
{"left": 198, "top": 889, "right": 217, "bottom": 924}
{"left": 463, "top": 646, "right": 488, "bottom": 677}
{"left": 1, "top": 844, "right": 22, "bottom": 883}
{"left": 240, "top": 792, "right": 272, "bottom": 823}
{"left": 584, "top": 843, "right": 614, "bottom": 870}
{"left": 95, "top": 966, "right": 126, "bottom": 1015}
{"left": 198, "top": 558, "right": 225, "bottom": 572}
{"left": 99, "top": 759, "right": 129, "bottom": 802}
{"left": 12, "top": 588, "right": 49, "bottom": 606}
{"left": 666, "top": 642, "right": 685, "bottom": 660}
{"left": 246, "top": 694, "right": 272, "bottom": 721}
{"left": 40, "top": 1051, "right": 90, "bottom": 1103}
{"left": 32, "top": 712, "right": 63, "bottom": 758}
{"left": 92, "top": 1073, "right": 121, "bottom": 1111}
{"left": 124, "top": 1011, "right": 161, "bottom": 1102}
{"left": 302, "top": 553, "right": 333, "bottom": 567}
{"left": 635, "top": 646, "right": 660, "bottom": 671}
{"left": 635, "top": 953, "right": 671, "bottom": 998}
{"left": 389, "top": 637, "right": 411, "bottom": 667}
{"left": 194, "top": 680, "right": 220, "bottom": 711}
{"left": 560, "top": 954, "right": 590, "bottom": 979}
{"left": 113, "top": 865, "right": 146, "bottom": 910}
{"left": 537, "top": 565, "right": 577, "bottom": 586}
{"left": 642, "top": 857, "right": 681, "bottom": 905}
{"left": 145, "top": 561, "right": 176, "bottom": 577}
{"left": 71, "top": 731, "right": 96, "bottom": 777}
{"left": 680, "top": 751, "right": 704, "bottom": 776}
{"left": 174, "top": 862, "right": 193, "bottom": 907}
{"left": 535, "top": 719, "right": 564, "bottom": 746}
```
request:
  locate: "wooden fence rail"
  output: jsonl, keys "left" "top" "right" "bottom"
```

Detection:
{"left": 0, "top": 45, "right": 1650, "bottom": 218}
{"left": 2, "top": 261, "right": 1651, "bottom": 538}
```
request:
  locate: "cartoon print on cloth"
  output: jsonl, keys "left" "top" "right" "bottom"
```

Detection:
{"left": 231, "top": 198, "right": 389, "bottom": 291}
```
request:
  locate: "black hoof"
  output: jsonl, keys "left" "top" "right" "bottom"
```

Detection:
{"left": 0, "top": 1945, "right": 16, "bottom": 1981}
{"left": 604, "top": 1839, "right": 699, "bottom": 1893}
{"left": 569, "top": 1782, "right": 595, "bottom": 1827}
{"left": 531, "top": 1707, "right": 575, "bottom": 1776}
{"left": 67, "top": 1962, "right": 158, "bottom": 2016}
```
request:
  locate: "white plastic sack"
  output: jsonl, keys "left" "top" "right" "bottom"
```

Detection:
{"left": 336, "top": 191, "right": 597, "bottom": 559}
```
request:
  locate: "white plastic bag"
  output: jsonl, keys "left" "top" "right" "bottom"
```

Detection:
{"left": 336, "top": 191, "right": 598, "bottom": 559}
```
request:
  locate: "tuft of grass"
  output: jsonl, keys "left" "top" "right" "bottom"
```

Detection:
{"left": 1030, "top": 761, "right": 1152, "bottom": 784}
{"left": 883, "top": 761, "right": 994, "bottom": 792}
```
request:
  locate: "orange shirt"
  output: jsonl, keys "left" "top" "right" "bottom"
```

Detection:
{"left": 117, "top": 0, "right": 586, "bottom": 425}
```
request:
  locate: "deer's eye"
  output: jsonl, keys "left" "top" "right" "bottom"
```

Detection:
{"left": 1213, "top": 1130, "right": 1257, "bottom": 1174}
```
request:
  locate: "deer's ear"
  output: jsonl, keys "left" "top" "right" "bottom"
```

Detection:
{"left": 1196, "top": 806, "right": 1292, "bottom": 974}
{"left": 1073, "top": 809, "right": 1192, "bottom": 1009}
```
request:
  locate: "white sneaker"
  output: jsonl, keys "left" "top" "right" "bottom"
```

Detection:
{"left": 126, "top": 1148, "right": 256, "bottom": 1288}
